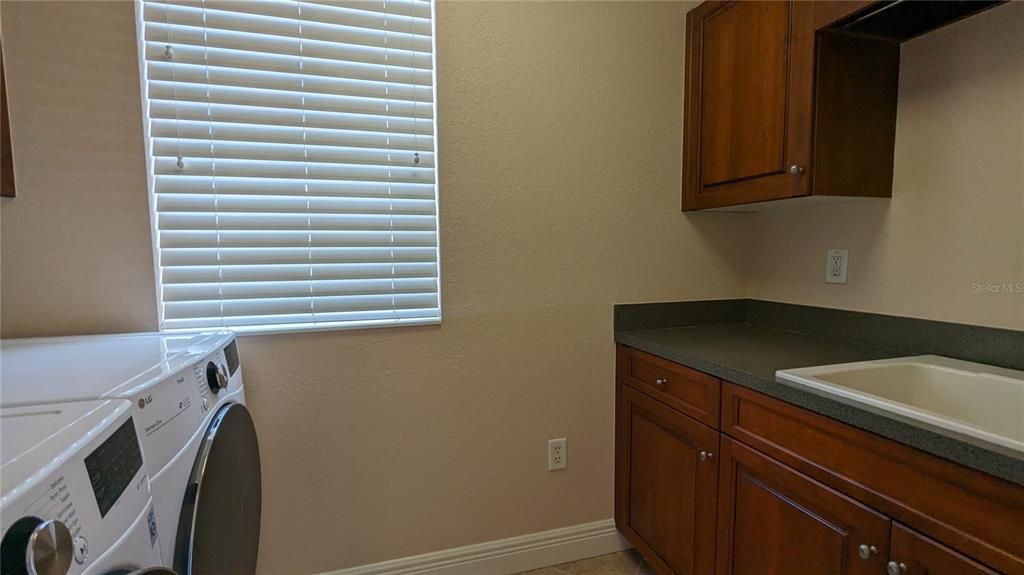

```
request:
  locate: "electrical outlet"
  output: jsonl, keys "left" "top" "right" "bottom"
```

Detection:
{"left": 548, "top": 438, "right": 567, "bottom": 471}
{"left": 826, "top": 249, "right": 849, "bottom": 284}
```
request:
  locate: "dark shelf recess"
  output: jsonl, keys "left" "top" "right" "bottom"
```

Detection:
{"left": 831, "top": 0, "right": 1005, "bottom": 42}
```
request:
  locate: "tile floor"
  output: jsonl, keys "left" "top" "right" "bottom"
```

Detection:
{"left": 515, "top": 550, "right": 655, "bottom": 575}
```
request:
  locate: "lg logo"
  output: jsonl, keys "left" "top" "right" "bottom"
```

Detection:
{"left": 138, "top": 395, "right": 154, "bottom": 409}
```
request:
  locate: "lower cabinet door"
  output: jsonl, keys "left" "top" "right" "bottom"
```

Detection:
{"left": 716, "top": 437, "right": 891, "bottom": 575}
{"left": 615, "top": 384, "right": 719, "bottom": 575}
{"left": 889, "top": 523, "right": 1001, "bottom": 575}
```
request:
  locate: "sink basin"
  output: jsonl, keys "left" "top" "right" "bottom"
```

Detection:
{"left": 777, "top": 355, "right": 1024, "bottom": 456}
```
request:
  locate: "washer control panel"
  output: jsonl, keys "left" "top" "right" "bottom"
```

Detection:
{"left": 126, "top": 365, "right": 203, "bottom": 476}
{"left": 1, "top": 401, "right": 156, "bottom": 575}
{"left": 127, "top": 335, "right": 243, "bottom": 477}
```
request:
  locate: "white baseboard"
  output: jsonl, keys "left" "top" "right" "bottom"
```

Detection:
{"left": 321, "top": 519, "right": 629, "bottom": 575}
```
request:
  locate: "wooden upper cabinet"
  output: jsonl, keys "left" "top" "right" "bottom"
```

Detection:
{"left": 615, "top": 384, "right": 719, "bottom": 575}
{"left": 682, "top": 0, "right": 899, "bottom": 211}
{"left": 697, "top": 2, "right": 790, "bottom": 187}
{"left": 684, "top": 1, "right": 809, "bottom": 209}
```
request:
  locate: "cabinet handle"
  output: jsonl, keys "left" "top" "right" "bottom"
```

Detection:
{"left": 789, "top": 164, "right": 805, "bottom": 175}
{"left": 699, "top": 450, "right": 713, "bottom": 462}
{"left": 887, "top": 561, "right": 908, "bottom": 575}
{"left": 654, "top": 378, "right": 668, "bottom": 386}
{"left": 857, "top": 544, "right": 878, "bottom": 560}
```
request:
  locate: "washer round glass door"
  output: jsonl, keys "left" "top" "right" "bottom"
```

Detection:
{"left": 175, "top": 403, "right": 261, "bottom": 575}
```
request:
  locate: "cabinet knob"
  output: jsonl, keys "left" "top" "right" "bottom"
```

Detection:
{"left": 654, "top": 378, "right": 668, "bottom": 386}
{"left": 857, "top": 544, "right": 878, "bottom": 560}
{"left": 887, "top": 561, "right": 908, "bottom": 575}
{"left": 699, "top": 450, "right": 713, "bottom": 462}
{"left": 789, "top": 164, "right": 805, "bottom": 175}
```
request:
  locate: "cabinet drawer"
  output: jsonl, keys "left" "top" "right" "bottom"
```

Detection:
{"left": 617, "top": 346, "right": 720, "bottom": 428}
{"left": 721, "top": 383, "right": 1024, "bottom": 574}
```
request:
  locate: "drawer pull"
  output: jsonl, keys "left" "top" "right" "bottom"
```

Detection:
{"left": 654, "top": 378, "right": 669, "bottom": 386}
{"left": 857, "top": 544, "right": 878, "bottom": 560}
{"left": 887, "top": 561, "right": 907, "bottom": 575}
{"left": 699, "top": 450, "right": 713, "bottom": 462}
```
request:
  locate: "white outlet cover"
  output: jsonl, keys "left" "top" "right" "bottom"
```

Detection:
{"left": 548, "top": 438, "right": 567, "bottom": 471}
{"left": 826, "top": 249, "right": 849, "bottom": 284}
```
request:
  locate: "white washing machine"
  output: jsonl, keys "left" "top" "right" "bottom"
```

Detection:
{"left": 0, "top": 332, "right": 260, "bottom": 575}
{"left": 1, "top": 398, "right": 173, "bottom": 575}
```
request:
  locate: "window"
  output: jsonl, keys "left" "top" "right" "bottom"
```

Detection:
{"left": 137, "top": 0, "right": 439, "bottom": 333}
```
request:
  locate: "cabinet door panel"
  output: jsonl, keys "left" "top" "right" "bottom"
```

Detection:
{"left": 717, "top": 437, "right": 890, "bottom": 575}
{"left": 699, "top": 1, "right": 789, "bottom": 186}
{"left": 616, "top": 384, "right": 718, "bottom": 575}
{"left": 683, "top": 0, "right": 814, "bottom": 210}
{"left": 891, "top": 524, "right": 1002, "bottom": 575}
{"left": 629, "top": 408, "right": 699, "bottom": 570}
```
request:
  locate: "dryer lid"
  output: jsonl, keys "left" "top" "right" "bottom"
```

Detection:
{"left": 1, "top": 400, "right": 132, "bottom": 500}
{"left": 0, "top": 331, "right": 233, "bottom": 407}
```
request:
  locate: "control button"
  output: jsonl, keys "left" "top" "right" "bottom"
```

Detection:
{"left": 73, "top": 536, "right": 88, "bottom": 564}
{"left": 201, "top": 397, "right": 210, "bottom": 412}
{"left": 220, "top": 363, "right": 229, "bottom": 390}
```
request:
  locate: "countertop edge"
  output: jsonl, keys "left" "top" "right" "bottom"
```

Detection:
{"left": 614, "top": 330, "right": 1024, "bottom": 488}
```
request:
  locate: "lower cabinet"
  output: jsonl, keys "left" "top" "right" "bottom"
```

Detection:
{"left": 716, "top": 437, "right": 890, "bottom": 575}
{"left": 615, "top": 345, "right": 1022, "bottom": 575}
{"left": 889, "top": 524, "right": 1000, "bottom": 575}
{"left": 615, "top": 384, "right": 718, "bottom": 575}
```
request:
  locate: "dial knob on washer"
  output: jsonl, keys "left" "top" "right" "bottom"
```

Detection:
{"left": 27, "top": 519, "right": 73, "bottom": 575}
{"left": 205, "top": 361, "right": 225, "bottom": 394}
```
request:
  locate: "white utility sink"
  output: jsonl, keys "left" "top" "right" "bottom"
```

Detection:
{"left": 777, "top": 355, "right": 1024, "bottom": 456}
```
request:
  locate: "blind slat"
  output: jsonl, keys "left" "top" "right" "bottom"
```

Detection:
{"left": 162, "top": 261, "right": 439, "bottom": 283}
{"left": 163, "top": 277, "right": 438, "bottom": 302}
{"left": 153, "top": 176, "right": 436, "bottom": 199}
{"left": 149, "top": 101, "right": 433, "bottom": 135}
{"left": 156, "top": 194, "right": 437, "bottom": 214}
{"left": 151, "top": 139, "right": 435, "bottom": 168}
{"left": 150, "top": 119, "right": 432, "bottom": 150}
{"left": 141, "top": 0, "right": 438, "bottom": 331}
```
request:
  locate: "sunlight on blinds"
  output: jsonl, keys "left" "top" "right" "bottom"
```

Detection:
{"left": 138, "top": 0, "right": 439, "bottom": 333}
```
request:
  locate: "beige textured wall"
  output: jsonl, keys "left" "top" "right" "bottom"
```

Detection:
{"left": 3, "top": 0, "right": 1021, "bottom": 573}
{"left": 1, "top": 2, "right": 158, "bottom": 336}
{"left": 247, "top": 2, "right": 750, "bottom": 572}
{"left": 1, "top": 1, "right": 746, "bottom": 573}
{"left": 746, "top": 3, "right": 1024, "bottom": 330}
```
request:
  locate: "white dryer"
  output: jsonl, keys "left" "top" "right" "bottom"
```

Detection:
{"left": 0, "top": 332, "right": 260, "bottom": 575}
{"left": 0, "top": 399, "right": 173, "bottom": 575}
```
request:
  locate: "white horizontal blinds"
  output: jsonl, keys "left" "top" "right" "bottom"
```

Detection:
{"left": 141, "top": 0, "right": 439, "bottom": 331}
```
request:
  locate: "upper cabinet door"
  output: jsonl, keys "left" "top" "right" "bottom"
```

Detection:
{"left": 683, "top": 1, "right": 812, "bottom": 210}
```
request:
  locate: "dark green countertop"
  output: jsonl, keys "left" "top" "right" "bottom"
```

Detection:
{"left": 615, "top": 320, "right": 1024, "bottom": 487}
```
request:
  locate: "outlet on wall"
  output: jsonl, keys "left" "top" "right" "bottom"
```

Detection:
{"left": 826, "top": 249, "right": 849, "bottom": 284}
{"left": 548, "top": 438, "right": 567, "bottom": 471}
